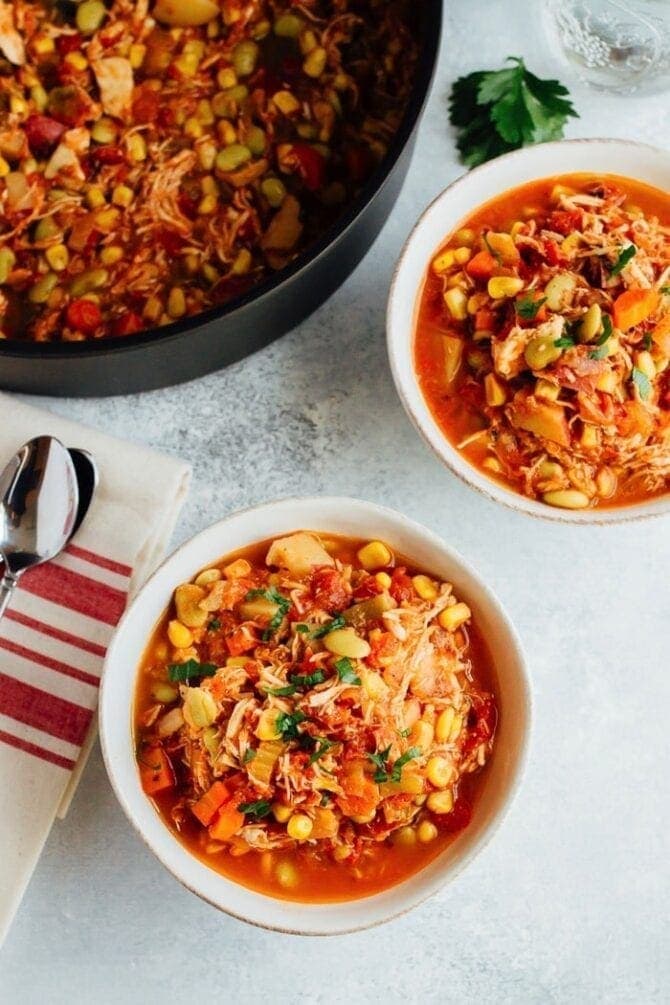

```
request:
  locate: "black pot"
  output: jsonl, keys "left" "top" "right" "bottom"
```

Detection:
{"left": 1, "top": 3, "right": 442, "bottom": 397}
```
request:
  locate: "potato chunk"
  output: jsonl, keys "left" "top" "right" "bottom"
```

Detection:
{"left": 508, "top": 395, "right": 570, "bottom": 447}
{"left": 152, "top": 0, "right": 219, "bottom": 26}
{"left": 265, "top": 532, "right": 334, "bottom": 577}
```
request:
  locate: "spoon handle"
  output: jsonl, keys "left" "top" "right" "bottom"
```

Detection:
{"left": 0, "top": 571, "right": 18, "bottom": 623}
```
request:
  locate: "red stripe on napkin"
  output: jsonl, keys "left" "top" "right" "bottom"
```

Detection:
{"left": 0, "top": 637, "right": 99, "bottom": 688}
{"left": 65, "top": 544, "right": 132, "bottom": 579}
{"left": 0, "top": 729, "right": 75, "bottom": 772}
{"left": 5, "top": 610, "right": 107, "bottom": 658}
{"left": 20, "top": 563, "right": 127, "bottom": 626}
{"left": 0, "top": 672, "right": 92, "bottom": 747}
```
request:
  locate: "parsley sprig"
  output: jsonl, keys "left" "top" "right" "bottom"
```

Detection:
{"left": 516, "top": 294, "right": 547, "bottom": 321}
{"left": 311, "top": 615, "right": 346, "bottom": 639}
{"left": 275, "top": 710, "right": 307, "bottom": 741}
{"left": 309, "top": 737, "right": 338, "bottom": 765}
{"left": 335, "top": 657, "right": 361, "bottom": 685}
{"left": 368, "top": 746, "right": 421, "bottom": 784}
{"left": 238, "top": 799, "right": 272, "bottom": 819}
{"left": 449, "top": 57, "right": 578, "bottom": 168}
{"left": 245, "top": 587, "right": 290, "bottom": 640}
{"left": 610, "top": 244, "right": 636, "bottom": 277}
{"left": 167, "top": 659, "right": 216, "bottom": 683}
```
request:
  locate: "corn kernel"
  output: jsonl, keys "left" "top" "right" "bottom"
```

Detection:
{"left": 454, "top": 227, "right": 476, "bottom": 246}
{"left": 126, "top": 133, "right": 147, "bottom": 162}
{"left": 100, "top": 245, "right": 123, "bottom": 266}
{"left": 580, "top": 424, "right": 598, "bottom": 448}
{"left": 45, "top": 243, "right": 69, "bottom": 272}
{"left": 231, "top": 248, "right": 252, "bottom": 274}
{"left": 275, "top": 861, "right": 299, "bottom": 888}
{"left": 596, "top": 370, "right": 618, "bottom": 393}
{"left": 129, "top": 43, "right": 146, "bottom": 68}
{"left": 410, "top": 719, "right": 434, "bottom": 750}
{"left": 0, "top": 156, "right": 10, "bottom": 178}
{"left": 112, "top": 184, "right": 133, "bottom": 207}
{"left": 417, "top": 820, "right": 438, "bottom": 843}
{"left": 635, "top": 350, "right": 656, "bottom": 381}
{"left": 218, "top": 120, "right": 238, "bottom": 145}
{"left": 412, "top": 575, "right": 437, "bottom": 601}
{"left": 482, "top": 456, "right": 503, "bottom": 473}
{"left": 198, "top": 193, "right": 218, "bottom": 215}
{"left": 10, "top": 96, "right": 28, "bottom": 116}
{"left": 174, "top": 53, "right": 200, "bottom": 77}
{"left": 435, "top": 707, "right": 455, "bottom": 743}
{"left": 65, "top": 51, "right": 88, "bottom": 71}
{"left": 143, "top": 296, "right": 162, "bottom": 323}
{"left": 426, "top": 756, "right": 453, "bottom": 789}
{"left": 226, "top": 656, "right": 248, "bottom": 667}
{"left": 432, "top": 249, "right": 454, "bottom": 274}
{"left": 438, "top": 602, "right": 471, "bottom": 632}
{"left": 224, "top": 558, "right": 251, "bottom": 579}
{"left": 393, "top": 826, "right": 416, "bottom": 847}
{"left": 427, "top": 790, "right": 454, "bottom": 814}
{"left": 184, "top": 116, "right": 203, "bottom": 139}
{"left": 167, "top": 286, "right": 186, "bottom": 318}
{"left": 196, "top": 99, "right": 214, "bottom": 125}
{"left": 488, "top": 276, "right": 524, "bottom": 299}
{"left": 85, "top": 186, "right": 106, "bottom": 209}
{"left": 453, "top": 246, "right": 472, "bottom": 265}
{"left": 33, "top": 35, "right": 56, "bottom": 55}
{"left": 361, "top": 668, "right": 388, "bottom": 701}
{"left": 30, "top": 84, "right": 49, "bottom": 112}
{"left": 535, "top": 378, "right": 560, "bottom": 401}
{"left": 194, "top": 568, "right": 221, "bottom": 586}
{"left": 273, "top": 89, "right": 301, "bottom": 115}
{"left": 167, "top": 620, "right": 193, "bottom": 648}
{"left": 197, "top": 140, "right": 217, "bottom": 171}
{"left": 287, "top": 814, "right": 313, "bottom": 840}
{"left": 303, "top": 45, "right": 327, "bottom": 77}
{"left": 484, "top": 372, "right": 506, "bottom": 407}
{"left": 375, "top": 571, "right": 392, "bottom": 590}
{"left": 443, "top": 287, "right": 468, "bottom": 321}
{"left": 550, "top": 183, "right": 576, "bottom": 203}
{"left": 255, "top": 708, "right": 281, "bottom": 741}
{"left": 94, "top": 207, "right": 119, "bottom": 231}
{"left": 272, "top": 803, "right": 292, "bottom": 823}
{"left": 357, "top": 540, "right": 392, "bottom": 570}
{"left": 217, "top": 66, "right": 238, "bottom": 89}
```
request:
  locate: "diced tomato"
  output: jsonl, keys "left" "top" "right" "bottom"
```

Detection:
{"left": 366, "top": 630, "right": 398, "bottom": 669}
{"left": 475, "top": 309, "right": 496, "bottom": 331}
{"left": 389, "top": 567, "right": 414, "bottom": 604}
{"left": 353, "top": 574, "right": 383, "bottom": 600}
{"left": 91, "top": 145, "right": 126, "bottom": 165}
{"left": 66, "top": 299, "right": 102, "bottom": 334}
{"left": 226, "top": 626, "right": 257, "bottom": 656}
{"left": 547, "top": 210, "right": 582, "bottom": 235}
{"left": 291, "top": 143, "right": 325, "bottom": 191}
{"left": 435, "top": 796, "right": 472, "bottom": 834}
{"left": 111, "top": 311, "right": 143, "bottom": 336}
{"left": 23, "top": 115, "right": 65, "bottom": 159}
{"left": 542, "top": 239, "right": 564, "bottom": 267}
{"left": 462, "top": 695, "right": 497, "bottom": 756}
{"left": 132, "top": 84, "right": 161, "bottom": 124}
{"left": 157, "top": 228, "right": 185, "bottom": 255}
{"left": 55, "top": 33, "right": 83, "bottom": 56}
{"left": 311, "top": 567, "right": 350, "bottom": 613}
{"left": 139, "top": 746, "right": 174, "bottom": 795}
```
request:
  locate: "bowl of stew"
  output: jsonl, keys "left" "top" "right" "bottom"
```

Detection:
{"left": 387, "top": 139, "right": 670, "bottom": 523}
{"left": 100, "top": 496, "right": 530, "bottom": 934}
{"left": 0, "top": 0, "right": 440, "bottom": 395}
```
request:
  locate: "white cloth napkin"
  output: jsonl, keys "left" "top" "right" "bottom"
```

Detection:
{"left": 0, "top": 393, "right": 190, "bottom": 946}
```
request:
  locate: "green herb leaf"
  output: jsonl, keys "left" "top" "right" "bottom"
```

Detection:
{"left": 167, "top": 659, "right": 216, "bottom": 683}
{"left": 609, "top": 244, "right": 636, "bottom": 277}
{"left": 632, "top": 366, "right": 652, "bottom": 400}
{"left": 554, "top": 336, "right": 576, "bottom": 349}
{"left": 207, "top": 617, "right": 221, "bottom": 632}
{"left": 311, "top": 615, "right": 346, "bottom": 639}
{"left": 266, "top": 683, "right": 298, "bottom": 697}
{"left": 275, "top": 709, "right": 307, "bottom": 741}
{"left": 449, "top": 57, "right": 578, "bottom": 168}
{"left": 242, "top": 748, "right": 256, "bottom": 764}
{"left": 390, "top": 747, "right": 422, "bottom": 782}
{"left": 320, "top": 792, "right": 332, "bottom": 807}
{"left": 295, "top": 623, "right": 309, "bottom": 634}
{"left": 368, "top": 745, "right": 393, "bottom": 777}
{"left": 642, "top": 333, "right": 653, "bottom": 351}
{"left": 661, "top": 285, "right": 670, "bottom": 295}
{"left": 516, "top": 294, "right": 547, "bottom": 320}
{"left": 335, "top": 657, "right": 361, "bottom": 686}
{"left": 245, "top": 587, "right": 291, "bottom": 640}
{"left": 369, "top": 745, "right": 421, "bottom": 784}
{"left": 309, "top": 737, "right": 337, "bottom": 765}
{"left": 289, "top": 669, "right": 326, "bottom": 689}
{"left": 398, "top": 727, "right": 411, "bottom": 739}
{"left": 595, "top": 314, "right": 613, "bottom": 345}
{"left": 238, "top": 799, "right": 272, "bottom": 819}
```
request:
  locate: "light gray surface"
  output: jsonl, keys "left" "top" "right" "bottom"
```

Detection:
{"left": 2, "top": 2, "right": 669, "bottom": 1001}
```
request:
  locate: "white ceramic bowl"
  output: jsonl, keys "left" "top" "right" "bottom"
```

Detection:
{"left": 100, "top": 496, "right": 530, "bottom": 935}
{"left": 387, "top": 139, "right": 670, "bottom": 523}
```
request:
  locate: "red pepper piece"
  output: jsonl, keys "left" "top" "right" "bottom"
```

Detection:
{"left": 55, "top": 32, "right": 83, "bottom": 56}
{"left": 111, "top": 311, "right": 143, "bottom": 336}
{"left": 291, "top": 143, "right": 325, "bottom": 191}
{"left": 66, "top": 299, "right": 102, "bottom": 334}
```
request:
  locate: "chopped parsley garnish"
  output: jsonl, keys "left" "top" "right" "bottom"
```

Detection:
{"left": 238, "top": 799, "right": 272, "bottom": 819}
{"left": 449, "top": 57, "right": 578, "bottom": 168}
{"left": 289, "top": 669, "right": 326, "bottom": 689}
{"left": 335, "top": 657, "right": 361, "bottom": 685}
{"left": 661, "top": 285, "right": 670, "bottom": 295}
{"left": 266, "top": 683, "right": 298, "bottom": 697}
{"left": 167, "top": 659, "right": 216, "bottom": 683}
{"left": 320, "top": 792, "right": 332, "bottom": 807}
{"left": 242, "top": 748, "right": 256, "bottom": 764}
{"left": 642, "top": 333, "right": 653, "bottom": 351}
{"left": 398, "top": 727, "right": 411, "bottom": 739}
{"left": 207, "top": 617, "right": 221, "bottom": 632}
{"left": 275, "top": 709, "right": 307, "bottom": 741}
{"left": 311, "top": 615, "right": 346, "bottom": 639}
{"left": 295, "top": 623, "right": 310, "bottom": 634}
{"left": 309, "top": 737, "right": 337, "bottom": 765}
{"left": 554, "top": 336, "right": 576, "bottom": 349}
{"left": 368, "top": 746, "right": 421, "bottom": 784}
{"left": 245, "top": 587, "right": 291, "bottom": 640}
{"left": 516, "top": 294, "right": 547, "bottom": 320}
{"left": 609, "top": 244, "right": 636, "bottom": 276}
{"left": 632, "top": 366, "right": 652, "bottom": 400}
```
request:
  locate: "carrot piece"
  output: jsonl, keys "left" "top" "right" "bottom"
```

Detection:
{"left": 140, "top": 746, "right": 175, "bottom": 795}
{"left": 208, "top": 799, "right": 245, "bottom": 840}
{"left": 466, "top": 250, "right": 497, "bottom": 280}
{"left": 192, "top": 780, "right": 230, "bottom": 826}
{"left": 652, "top": 312, "right": 670, "bottom": 356}
{"left": 474, "top": 309, "right": 495, "bottom": 331}
{"left": 612, "top": 288, "right": 660, "bottom": 331}
{"left": 336, "top": 760, "right": 380, "bottom": 819}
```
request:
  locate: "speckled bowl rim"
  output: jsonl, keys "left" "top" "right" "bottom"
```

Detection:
{"left": 100, "top": 496, "right": 531, "bottom": 935}
{"left": 387, "top": 138, "right": 670, "bottom": 525}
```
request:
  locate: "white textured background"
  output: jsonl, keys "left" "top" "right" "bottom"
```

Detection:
{"left": 2, "top": 1, "right": 669, "bottom": 1001}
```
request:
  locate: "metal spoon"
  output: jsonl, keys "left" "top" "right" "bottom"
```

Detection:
{"left": 67, "top": 448, "right": 99, "bottom": 538}
{"left": 0, "top": 436, "right": 79, "bottom": 622}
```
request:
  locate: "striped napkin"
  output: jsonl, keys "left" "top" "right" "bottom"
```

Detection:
{"left": 0, "top": 393, "right": 190, "bottom": 946}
